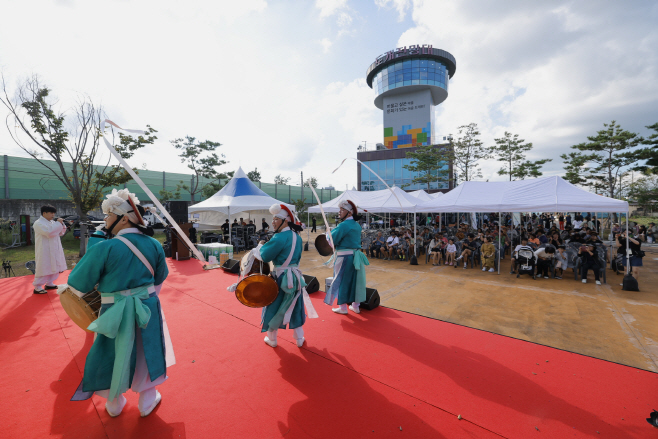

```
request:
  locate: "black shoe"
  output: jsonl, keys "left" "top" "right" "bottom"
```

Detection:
{"left": 510, "top": 270, "right": 516, "bottom": 274}
{"left": 45, "top": 284, "right": 58, "bottom": 290}
{"left": 647, "top": 409, "right": 658, "bottom": 428}
{"left": 33, "top": 289, "right": 47, "bottom": 294}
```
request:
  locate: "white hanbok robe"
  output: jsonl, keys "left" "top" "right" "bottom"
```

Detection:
{"left": 33, "top": 216, "right": 67, "bottom": 277}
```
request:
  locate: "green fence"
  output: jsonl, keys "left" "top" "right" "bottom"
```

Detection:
{"left": 0, "top": 155, "right": 340, "bottom": 205}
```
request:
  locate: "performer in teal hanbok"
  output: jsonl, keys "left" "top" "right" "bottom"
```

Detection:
{"left": 254, "top": 204, "right": 318, "bottom": 348}
{"left": 63, "top": 189, "right": 174, "bottom": 418}
{"left": 324, "top": 200, "right": 369, "bottom": 315}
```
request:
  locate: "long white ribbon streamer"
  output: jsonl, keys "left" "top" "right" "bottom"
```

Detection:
{"left": 306, "top": 181, "right": 336, "bottom": 266}
{"left": 332, "top": 157, "right": 405, "bottom": 213}
{"left": 101, "top": 119, "right": 206, "bottom": 263}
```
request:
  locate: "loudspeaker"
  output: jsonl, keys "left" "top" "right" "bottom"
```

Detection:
{"left": 167, "top": 201, "right": 188, "bottom": 224}
{"left": 360, "top": 287, "right": 380, "bottom": 310}
{"left": 221, "top": 258, "right": 240, "bottom": 274}
{"left": 303, "top": 275, "right": 319, "bottom": 293}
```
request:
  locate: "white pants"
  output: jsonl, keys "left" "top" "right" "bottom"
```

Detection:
{"left": 33, "top": 273, "right": 59, "bottom": 289}
{"left": 97, "top": 324, "right": 167, "bottom": 412}
{"left": 267, "top": 326, "right": 304, "bottom": 342}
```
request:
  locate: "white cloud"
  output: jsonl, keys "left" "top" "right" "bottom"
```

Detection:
{"left": 320, "top": 37, "right": 333, "bottom": 53}
{"left": 398, "top": 0, "right": 658, "bottom": 180}
{"left": 315, "top": 0, "right": 348, "bottom": 18}
{"left": 374, "top": 0, "right": 411, "bottom": 21}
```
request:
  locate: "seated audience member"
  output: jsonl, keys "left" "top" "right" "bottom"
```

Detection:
{"left": 455, "top": 233, "right": 477, "bottom": 269}
{"left": 445, "top": 239, "right": 457, "bottom": 266}
{"left": 534, "top": 246, "right": 556, "bottom": 279}
{"left": 398, "top": 236, "right": 412, "bottom": 260}
{"left": 481, "top": 236, "right": 496, "bottom": 273}
{"left": 579, "top": 243, "right": 601, "bottom": 285}
{"left": 648, "top": 222, "right": 656, "bottom": 243}
{"left": 553, "top": 245, "right": 571, "bottom": 279}
{"left": 369, "top": 231, "right": 385, "bottom": 258}
{"left": 537, "top": 231, "right": 548, "bottom": 244}
{"left": 528, "top": 233, "right": 540, "bottom": 247}
{"left": 382, "top": 232, "right": 399, "bottom": 261}
{"left": 428, "top": 234, "right": 443, "bottom": 266}
{"left": 550, "top": 232, "right": 563, "bottom": 248}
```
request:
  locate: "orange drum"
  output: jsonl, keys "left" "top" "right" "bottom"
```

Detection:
{"left": 235, "top": 252, "right": 277, "bottom": 308}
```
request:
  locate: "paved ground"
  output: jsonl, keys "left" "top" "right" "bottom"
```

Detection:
{"left": 294, "top": 229, "right": 658, "bottom": 372}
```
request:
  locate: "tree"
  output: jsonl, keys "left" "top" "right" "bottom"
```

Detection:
{"left": 0, "top": 75, "right": 157, "bottom": 256}
{"left": 274, "top": 174, "right": 290, "bottom": 185}
{"left": 627, "top": 174, "right": 658, "bottom": 214}
{"left": 291, "top": 198, "right": 307, "bottom": 217}
{"left": 403, "top": 144, "right": 451, "bottom": 190}
{"left": 560, "top": 152, "right": 590, "bottom": 185}
{"left": 303, "top": 176, "right": 318, "bottom": 188}
{"left": 452, "top": 123, "right": 490, "bottom": 181}
{"left": 171, "top": 136, "right": 227, "bottom": 202}
{"left": 569, "top": 120, "right": 642, "bottom": 199}
{"left": 198, "top": 171, "right": 235, "bottom": 200}
{"left": 491, "top": 131, "right": 551, "bottom": 180}
{"left": 636, "top": 122, "right": 658, "bottom": 175}
{"left": 158, "top": 188, "right": 181, "bottom": 203}
{"left": 247, "top": 168, "right": 261, "bottom": 182}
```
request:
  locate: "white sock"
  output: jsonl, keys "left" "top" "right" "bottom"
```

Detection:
{"left": 293, "top": 326, "right": 304, "bottom": 341}
{"left": 138, "top": 388, "right": 158, "bottom": 413}
{"left": 105, "top": 394, "right": 127, "bottom": 414}
{"left": 339, "top": 303, "right": 348, "bottom": 312}
{"left": 351, "top": 302, "right": 360, "bottom": 311}
{"left": 267, "top": 330, "right": 278, "bottom": 342}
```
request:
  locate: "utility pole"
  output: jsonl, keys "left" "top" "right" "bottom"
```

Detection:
{"left": 301, "top": 171, "right": 304, "bottom": 203}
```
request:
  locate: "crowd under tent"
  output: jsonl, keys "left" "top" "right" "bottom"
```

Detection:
{"left": 416, "top": 176, "right": 630, "bottom": 274}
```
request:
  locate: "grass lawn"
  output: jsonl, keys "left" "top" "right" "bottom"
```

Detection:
{"left": 0, "top": 230, "right": 167, "bottom": 278}
{"left": 630, "top": 216, "right": 657, "bottom": 227}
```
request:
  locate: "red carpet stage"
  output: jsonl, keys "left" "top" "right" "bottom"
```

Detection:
{"left": 0, "top": 259, "right": 656, "bottom": 438}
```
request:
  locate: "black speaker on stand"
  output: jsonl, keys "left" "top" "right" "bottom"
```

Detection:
{"left": 166, "top": 200, "right": 189, "bottom": 224}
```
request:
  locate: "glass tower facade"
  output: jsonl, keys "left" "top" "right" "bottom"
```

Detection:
{"left": 360, "top": 158, "right": 449, "bottom": 191}
{"left": 371, "top": 58, "right": 449, "bottom": 99}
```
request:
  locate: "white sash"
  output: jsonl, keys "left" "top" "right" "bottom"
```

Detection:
{"left": 277, "top": 232, "right": 318, "bottom": 324}
{"left": 115, "top": 235, "right": 176, "bottom": 367}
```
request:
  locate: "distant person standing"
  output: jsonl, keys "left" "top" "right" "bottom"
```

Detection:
{"left": 311, "top": 215, "right": 317, "bottom": 232}
{"left": 32, "top": 205, "right": 67, "bottom": 294}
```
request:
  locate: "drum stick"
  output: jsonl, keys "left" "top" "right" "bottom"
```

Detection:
{"left": 306, "top": 181, "right": 335, "bottom": 249}
{"left": 100, "top": 120, "right": 206, "bottom": 264}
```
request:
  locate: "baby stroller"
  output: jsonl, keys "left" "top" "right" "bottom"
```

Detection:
{"left": 516, "top": 248, "right": 536, "bottom": 279}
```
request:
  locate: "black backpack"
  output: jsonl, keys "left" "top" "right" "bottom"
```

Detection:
{"left": 622, "top": 274, "right": 639, "bottom": 292}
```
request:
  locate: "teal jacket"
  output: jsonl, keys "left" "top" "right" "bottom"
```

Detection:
{"left": 330, "top": 218, "right": 362, "bottom": 250}
{"left": 68, "top": 230, "right": 168, "bottom": 293}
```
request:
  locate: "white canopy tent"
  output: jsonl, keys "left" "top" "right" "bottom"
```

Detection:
{"left": 188, "top": 167, "right": 294, "bottom": 235}
{"left": 409, "top": 190, "right": 433, "bottom": 202}
{"left": 417, "top": 176, "right": 628, "bottom": 213}
{"left": 416, "top": 176, "right": 629, "bottom": 274}
{"left": 308, "top": 186, "right": 420, "bottom": 214}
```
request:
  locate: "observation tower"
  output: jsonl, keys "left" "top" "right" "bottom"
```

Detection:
{"left": 366, "top": 45, "right": 456, "bottom": 149}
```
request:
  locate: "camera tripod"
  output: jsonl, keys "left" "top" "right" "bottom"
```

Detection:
{"left": 2, "top": 260, "right": 15, "bottom": 277}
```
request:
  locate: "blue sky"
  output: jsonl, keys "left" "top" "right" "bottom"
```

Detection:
{"left": 1, "top": 0, "right": 657, "bottom": 192}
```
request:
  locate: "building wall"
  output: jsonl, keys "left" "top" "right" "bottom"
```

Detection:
{"left": 383, "top": 89, "right": 435, "bottom": 148}
{"left": 356, "top": 145, "right": 452, "bottom": 192}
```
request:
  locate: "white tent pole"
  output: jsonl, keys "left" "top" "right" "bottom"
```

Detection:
{"left": 498, "top": 212, "right": 501, "bottom": 275}
{"left": 307, "top": 211, "right": 310, "bottom": 243}
{"left": 414, "top": 216, "right": 417, "bottom": 257}
{"left": 228, "top": 207, "right": 231, "bottom": 245}
{"left": 626, "top": 210, "right": 630, "bottom": 275}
